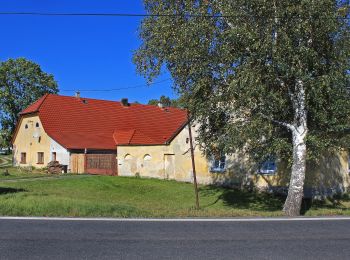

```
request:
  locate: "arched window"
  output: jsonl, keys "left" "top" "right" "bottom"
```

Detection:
{"left": 124, "top": 154, "right": 132, "bottom": 160}
{"left": 25, "top": 124, "right": 28, "bottom": 129}
{"left": 35, "top": 122, "right": 40, "bottom": 127}
{"left": 143, "top": 154, "right": 152, "bottom": 161}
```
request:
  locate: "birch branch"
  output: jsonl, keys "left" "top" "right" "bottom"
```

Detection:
{"left": 259, "top": 113, "right": 294, "bottom": 131}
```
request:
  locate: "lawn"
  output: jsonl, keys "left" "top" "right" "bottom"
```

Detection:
{"left": 0, "top": 154, "right": 47, "bottom": 180}
{"left": 0, "top": 174, "right": 349, "bottom": 217}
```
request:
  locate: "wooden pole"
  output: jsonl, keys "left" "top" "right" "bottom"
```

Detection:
{"left": 187, "top": 111, "right": 200, "bottom": 210}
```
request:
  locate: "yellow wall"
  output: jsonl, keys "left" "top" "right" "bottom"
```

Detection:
{"left": 118, "top": 124, "right": 350, "bottom": 190}
{"left": 250, "top": 151, "right": 350, "bottom": 191}
{"left": 13, "top": 114, "right": 51, "bottom": 168}
{"left": 118, "top": 124, "right": 212, "bottom": 183}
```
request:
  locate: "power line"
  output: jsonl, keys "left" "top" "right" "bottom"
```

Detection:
{"left": 0, "top": 12, "right": 348, "bottom": 20}
{"left": 59, "top": 78, "right": 171, "bottom": 92}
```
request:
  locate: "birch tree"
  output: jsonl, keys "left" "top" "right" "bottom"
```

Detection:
{"left": 134, "top": 0, "right": 350, "bottom": 216}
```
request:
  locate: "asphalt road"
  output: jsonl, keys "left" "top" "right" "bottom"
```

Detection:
{"left": 0, "top": 218, "right": 350, "bottom": 260}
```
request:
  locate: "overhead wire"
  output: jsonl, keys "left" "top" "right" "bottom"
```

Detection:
{"left": 59, "top": 78, "right": 172, "bottom": 92}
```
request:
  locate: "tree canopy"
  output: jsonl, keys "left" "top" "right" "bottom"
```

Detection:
{"left": 0, "top": 58, "right": 58, "bottom": 147}
{"left": 148, "top": 95, "right": 184, "bottom": 107}
{"left": 135, "top": 0, "right": 350, "bottom": 215}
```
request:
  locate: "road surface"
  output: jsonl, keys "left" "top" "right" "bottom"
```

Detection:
{"left": 0, "top": 217, "right": 349, "bottom": 259}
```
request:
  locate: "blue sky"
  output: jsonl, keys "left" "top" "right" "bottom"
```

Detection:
{"left": 0, "top": 0, "right": 175, "bottom": 103}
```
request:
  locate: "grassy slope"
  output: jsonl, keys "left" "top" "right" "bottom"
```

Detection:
{"left": 0, "top": 175, "right": 349, "bottom": 217}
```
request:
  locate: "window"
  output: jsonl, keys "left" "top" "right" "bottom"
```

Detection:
{"left": 35, "top": 122, "right": 40, "bottom": 127}
{"left": 20, "top": 153, "right": 26, "bottom": 164}
{"left": 25, "top": 124, "right": 28, "bottom": 129}
{"left": 37, "top": 152, "right": 44, "bottom": 164}
{"left": 258, "top": 160, "right": 277, "bottom": 175}
{"left": 52, "top": 152, "right": 57, "bottom": 161}
{"left": 211, "top": 155, "right": 226, "bottom": 172}
{"left": 143, "top": 154, "right": 152, "bottom": 161}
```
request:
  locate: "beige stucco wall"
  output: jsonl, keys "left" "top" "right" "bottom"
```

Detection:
{"left": 251, "top": 151, "right": 350, "bottom": 192}
{"left": 118, "top": 124, "right": 213, "bottom": 184}
{"left": 13, "top": 114, "right": 71, "bottom": 169}
{"left": 118, "top": 124, "right": 350, "bottom": 191}
{"left": 13, "top": 114, "right": 51, "bottom": 168}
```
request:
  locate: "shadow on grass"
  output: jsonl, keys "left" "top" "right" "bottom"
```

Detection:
{"left": 200, "top": 186, "right": 350, "bottom": 215}
{"left": 0, "top": 187, "right": 26, "bottom": 195}
{"left": 199, "top": 186, "right": 285, "bottom": 211}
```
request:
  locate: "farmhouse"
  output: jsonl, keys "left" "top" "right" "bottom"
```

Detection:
{"left": 12, "top": 94, "right": 350, "bottom": 194}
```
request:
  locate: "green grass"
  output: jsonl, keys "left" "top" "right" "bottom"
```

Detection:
{"left": 0, "top": 167, "right": 47, "bottom": 180}
{"left": 0, "top": 155, "right": 48, "bottom": 180}
{"left": 0, "top": 174, "right": 349, "bottom": 217}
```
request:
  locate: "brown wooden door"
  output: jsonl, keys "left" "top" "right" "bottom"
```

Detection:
{"left": 70, "top": 154, "right": 85, "bottom": 173}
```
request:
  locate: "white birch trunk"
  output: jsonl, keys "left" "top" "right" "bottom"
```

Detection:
{"left": 283, "top": 80, "right": 308, "bottom": 216}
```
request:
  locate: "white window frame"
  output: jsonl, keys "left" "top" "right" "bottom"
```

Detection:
{"left": 210, "top": 155, "right": 226, "bottom": 173}
{"left": 258, "top": 159, "right": 277, "bottom": 175}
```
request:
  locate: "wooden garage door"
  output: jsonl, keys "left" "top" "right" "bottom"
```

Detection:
{"left": 70, "top": 154, "right": 85, "bottom": 174}
{"left": 86, "top": 154, "right": 117, "bottom": 176}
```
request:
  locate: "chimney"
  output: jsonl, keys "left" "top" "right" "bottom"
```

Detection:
{"left": 75, "top": 91, "right": 80, "bottom": 98}
{"left": 121, "top": 98, "right": 129, "bottom": 107}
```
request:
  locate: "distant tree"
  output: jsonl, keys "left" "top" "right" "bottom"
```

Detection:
{"left": 0, "top": 58, "right": 58, "bottom": 147}
{"left": 148, "top": 95, "right": 184, "bottom": 108}
{"left": 134, "top": 0, "right": 350, "bottom": 216}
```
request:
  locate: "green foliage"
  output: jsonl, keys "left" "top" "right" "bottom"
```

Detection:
{"left": 147, "top": 95, "right": 185, "bottom": 108}
{"left": 0, "top": 58, "right": 58, "bottom": 147}
{"left": 134, "top": 0, "right": 350, "bottom": 164}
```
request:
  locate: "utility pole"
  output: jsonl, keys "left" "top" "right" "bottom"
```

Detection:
{"left": 187, "top": 111, "right": 200, "bottom": 210}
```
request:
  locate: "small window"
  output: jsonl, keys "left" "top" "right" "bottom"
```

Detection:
{"left": 258, "top": 159, "right": 277, "bottom": 175}
{"left": 52, "top": 152, "right": 57, "bottom": 161}
{"left": 20, "top": 153, "right": 27, "bottom": 164}
{"left": 143, "top": 154, "right": 152, "bottom": 161}
{"left": 211, "top": 155, "right": 226, "bottom": 172}
{"left": 124, "top": 154, "right": 132, "bottom": 160}
{"left": 35, "top": 122, "right": 40, "bottom": 127}
{"left": 25, "top": 124, "right": 28, "bottom": 129}
{"left": 37, "top": 152, "right": 44, "bottom": 164}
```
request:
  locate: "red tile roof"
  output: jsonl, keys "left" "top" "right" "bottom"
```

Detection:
{"left": 19, "top": 94, "right": 188, "bottom": 150}
{"left": 20, "top": 94, "right": 49, "bottom": 115}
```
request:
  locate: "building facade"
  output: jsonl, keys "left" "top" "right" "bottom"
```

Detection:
{"left": 12, "top": 94, "right": 350, "bottom": 194}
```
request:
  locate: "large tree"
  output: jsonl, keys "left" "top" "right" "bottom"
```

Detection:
{"left": 0, "top": 58, "right": 58, "bottom": 147}
{"left": 134, "top": 0, "right": 350, "bottom": 216}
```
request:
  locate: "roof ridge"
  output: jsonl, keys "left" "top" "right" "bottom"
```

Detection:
{"left": 20, "top": 93, "right": 50, "bottom": 115}
{"left": 128, "top": 129, "right": 136, "bottom": 144}
{"left": 36, "top": 93, "right": 50, "bottom": 111}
